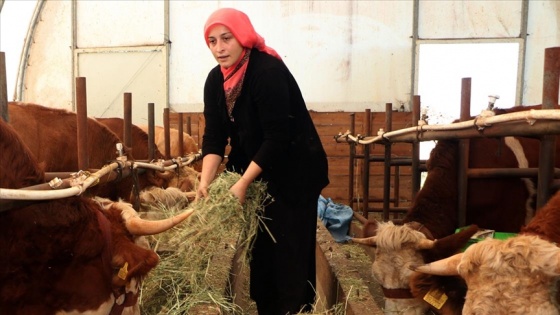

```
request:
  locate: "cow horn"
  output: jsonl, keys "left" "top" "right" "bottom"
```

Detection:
{"left": 125, "top": 208, "right": 194, "bottom": 235}
{"left": 410, "top": 253, "right": 463, "bottom": 276}
{"left": 351, "top": 236, "right": 377, "bottom": 246}
{"left": 417, "top": 238, "right": 436, "bottom": 249}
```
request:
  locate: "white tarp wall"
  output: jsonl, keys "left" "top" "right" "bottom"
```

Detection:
{"left": 5, "top": 0, "right": 560, "bottom": 126}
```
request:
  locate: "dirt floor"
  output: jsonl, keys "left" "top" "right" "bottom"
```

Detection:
{"left": 317, "top": 219, "right": 386, "bottom": 315}
{"left": 228, "top": 218, "right": 386, "bottom": 315}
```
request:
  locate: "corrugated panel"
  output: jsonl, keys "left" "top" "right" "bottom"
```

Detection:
{"left": 419, "top": 1, "right": 523, "bottom": 39}
{"left": 76, "top": 1, "right": 165, "bottom": 48}
{"left": 77, "top": 49, "right": 166, "bottom": 126}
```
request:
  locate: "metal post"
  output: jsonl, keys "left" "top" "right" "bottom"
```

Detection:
{"left": 383, "top": 103, "right": 392, "bottom": 221}
{"left": 75, "top": 77, "right": 88, "bottom": 170}
{"left": 163, "top": 108, "right": 170, "bottom": 159}
{"left": 537, "top": 47, "right": 560, "bottom": 208}
{"left": 458, "top": 78, "right": 472, "bottom": 227}
{"left": 0, "top": 52, "right": 8, "bottom": 122}
{"left": 348, "top": 113, "right": 356, "bottom": 208}
{"left": 123, "top": 93, "right": 132, "bottom": 153}
{"left": 411, "top": 95, "right": 421, "bottom": 198}
{"left": 147, "top": 103, "right": 155, "bottom": 160}
{"left": 178, "top": 113, "right": 184, "bottom": 157}
{"left": 362, "top": 109, "right": 371, "bottom": 218}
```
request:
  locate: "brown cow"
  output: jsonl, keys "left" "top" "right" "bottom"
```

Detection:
{"left": 413, "top": 189, "right": 560, "bottom": 315}
{"left": 96, "top": 117, "right": 166, "bottom": 160}
{"left": 0, "top": 117, "right": 194, "bottom": 315}
{"left": 96, "top": 117, "right": 200, "bottom": 196}
{"left": 352, "top": 104, "right": 560, "bottom": 314}
{"left": 138, "top": 125, "right": 199, "bottom": 158}
{"left": 8, "top": 102, "right": 172, "bottom": 203}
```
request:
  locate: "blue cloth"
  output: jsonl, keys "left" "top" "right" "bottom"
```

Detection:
{"left": 317, "top": 195, "right": 353, "bottom": 242}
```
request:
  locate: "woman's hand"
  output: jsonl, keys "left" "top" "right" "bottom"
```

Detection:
{"left": 195, "top": 181, "right": 209, "bottom": 202}
{"left": 229, "top": 177, "right": 250, "bottom": 204}
{"left": 196, "top": 154, "right": 222, "bottom": 202}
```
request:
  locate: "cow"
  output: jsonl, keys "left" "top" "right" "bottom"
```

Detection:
{"left": 352, "top": 104, "right": 560, "bottom": 314}
{"left": 138, "top": 124, "right": 199, "bottom": 159}
{"left": 0, "top": 117, "right": 194, "bottom": 315}
{"left": 412, "top": 189, "right": 560, "bottom": 315}
{"left": 8, "top": 102, "right": 174, "bottom": 204}
{"left": 96, "top": 117, "right": 166, "bottom": 161}
{"left": 96, "top": 117, "right": 200, "bottom": 198}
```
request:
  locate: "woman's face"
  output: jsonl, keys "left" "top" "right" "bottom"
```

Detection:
{"left": 207, "top": 25, "right": 244, "bottom": 69}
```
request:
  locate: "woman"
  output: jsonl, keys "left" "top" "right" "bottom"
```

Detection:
{"left": 197, "top": 8, "right": 329, "bottom": 315}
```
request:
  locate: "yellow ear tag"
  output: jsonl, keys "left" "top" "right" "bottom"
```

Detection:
{"left": 423, "top": 288, "right": 448, "bottom": 310}
{"left": 118, "top": 262, "right": 128, "bottom": 280}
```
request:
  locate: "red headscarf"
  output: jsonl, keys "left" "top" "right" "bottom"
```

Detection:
{"left": 204, "top": 8, "right": 282, "bottom": 121}
{"left": 204, "top": 8, "right": 281, "bottom": 60}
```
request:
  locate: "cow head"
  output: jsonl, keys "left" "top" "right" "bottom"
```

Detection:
{"left": 139, "top": 186, "right": 194, "bottom": 211}
{"left": 352, "top": 221, "right": 477, "bottom": 314}
{"left": 412, "top": 235, "right": 560, "bottom": 314}
{"left": 168, "top": 165, "right": 200, "bottom": 193}
{"left": 94, "top": 197, "right": 194, "bottom": 314}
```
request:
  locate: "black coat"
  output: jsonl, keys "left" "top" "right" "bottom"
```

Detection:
{"left": 202, "top": 49, "right": 329, "bottom": 202}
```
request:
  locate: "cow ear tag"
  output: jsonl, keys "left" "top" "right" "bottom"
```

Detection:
{"left": 118, "top": 262, "right": 128, "bottom": 280}
{"left": 423, "top": 288, "right": 448, "bottom": 310}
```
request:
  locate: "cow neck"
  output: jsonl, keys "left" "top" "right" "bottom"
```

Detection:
{"left": 94, "top": 208, "right": 139, "bottom": 315}
{"left": 94, "top": 208, "right": 114, "bottom": 280}
{"left": 110, "top": 290, "right": 139, "bottom": 315}
{"left": 406, "top": 221, "right": 435, "bottom": 240}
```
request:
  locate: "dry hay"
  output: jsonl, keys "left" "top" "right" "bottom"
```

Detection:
{"left": 139, "top": 171, "right": 271, "bottom": 314}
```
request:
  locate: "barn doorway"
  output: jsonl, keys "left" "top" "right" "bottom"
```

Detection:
{"left": 416, "top": 42, "right": 521, "bottom": 160}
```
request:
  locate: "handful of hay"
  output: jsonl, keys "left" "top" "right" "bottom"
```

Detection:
{"left": 140, "top": 171, "right": 271, "bottom": 314}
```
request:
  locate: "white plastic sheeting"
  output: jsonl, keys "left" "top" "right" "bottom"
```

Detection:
{"left": 2, "top": 0, "right": 560, "bottom": 126}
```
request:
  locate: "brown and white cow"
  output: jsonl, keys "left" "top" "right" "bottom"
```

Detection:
{"left": 0, "top": 117, "right": 194, "bottom": 315}
{"left": 412, "top": 189, "right": 560, "bottom": 315}
{"left": 8, "top": 102, "right": 174, "bottom": 203}
{"left": 352, "top": 104, "right": 560, "bottom": 314}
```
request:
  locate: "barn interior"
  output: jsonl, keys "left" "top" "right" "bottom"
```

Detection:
{"left": 1, "top": 0, "right": 560, "bottom": 314}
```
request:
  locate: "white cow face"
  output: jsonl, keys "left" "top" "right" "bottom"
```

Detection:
{"left": 353, "top": 221, "right": 435, "bottom": 315}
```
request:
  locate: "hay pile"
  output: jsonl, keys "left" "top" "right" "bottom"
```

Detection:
{"left": 139, "top": 171, "right": 271, "bottom": 314}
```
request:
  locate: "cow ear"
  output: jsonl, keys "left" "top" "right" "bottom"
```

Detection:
{"left": 427, "top": 225, "right": 478, "bottom": 261}
{"left": 417, "top": 239, "right": 435, "bottom": 249}
{"left": 537, "top": 244, "right": 560, "bottom": 276}
{"left": 352, "top": 236, "right": 377, "bottom": 246}
{"left": 411, "top": 253, "right": 463, "bottom": 276}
